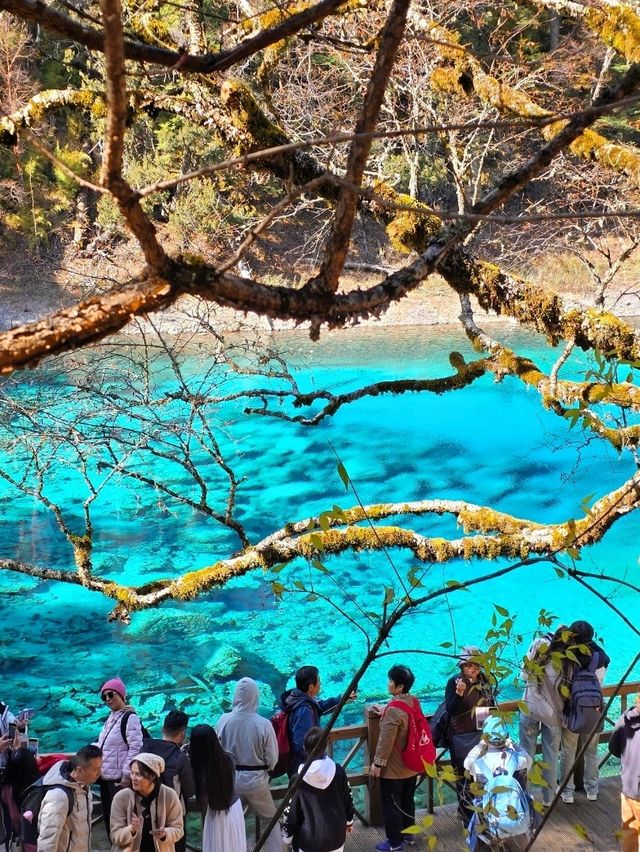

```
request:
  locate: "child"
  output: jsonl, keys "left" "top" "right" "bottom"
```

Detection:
{"left": 282, "top": 726, "right": 354, "bottom": 852}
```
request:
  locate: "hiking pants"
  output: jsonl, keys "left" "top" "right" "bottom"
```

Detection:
{"left": 560, "top": 728, "right": 599, "bottom": 797}
{"left": 235, "top": 771, "right": 283, "bottom": 852}
{"left": 379, "top": 776, "right": 417, "bottom": 847}
{"left": 518, "top": 717, "right": 560, "bottom": 806}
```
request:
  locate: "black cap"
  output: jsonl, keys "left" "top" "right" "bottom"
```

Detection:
{"left": 163, "top": 710, "right": 189, "bottom": 732}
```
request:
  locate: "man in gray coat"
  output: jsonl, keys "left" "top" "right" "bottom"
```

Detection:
{"left": 37, "top": 745, "right": 103, "bottom": 852}
{"left": 216, "top": 677, "right": 282, "bottom": 852}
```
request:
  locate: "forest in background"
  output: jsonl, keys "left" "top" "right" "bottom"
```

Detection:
{"left": 2, "top": 0, "right": 640, "bottom": 320}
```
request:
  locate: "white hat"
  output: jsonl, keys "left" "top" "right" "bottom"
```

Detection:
{"left": 132, "top": 752, "right": 165, "bottom": 778}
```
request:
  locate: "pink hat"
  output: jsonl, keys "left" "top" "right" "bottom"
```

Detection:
{"left": 100, "top": 678, "right": 126, "bottom": 699}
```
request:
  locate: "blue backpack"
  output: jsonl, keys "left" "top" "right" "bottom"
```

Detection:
{"left": 563, "top": 652, "right": 603, "bottom": 735}
{"left": 473, "top": 751, "right": 532, "bottom": 841}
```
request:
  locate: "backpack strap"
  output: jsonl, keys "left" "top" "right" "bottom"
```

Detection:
{"left": 588, "top": 651, "right": 600, "bottom": 672}
{"left": 120, "top": 710, "right": 134, "bottom": 746}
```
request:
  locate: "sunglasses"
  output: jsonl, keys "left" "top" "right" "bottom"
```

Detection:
{"left": 101, "top": 691, "right": 117, "bottom": 701}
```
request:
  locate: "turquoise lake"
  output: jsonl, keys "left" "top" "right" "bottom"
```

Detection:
{"left": 0, "top": 321, "right": 638, "bottom": 749}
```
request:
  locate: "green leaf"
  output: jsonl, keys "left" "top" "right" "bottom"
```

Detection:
{"left": 402, "top": 825, "right": 422, "bottom": 835}
{"left": 309, "top": 533, "right": 324, "bottom": 551}
{"left": 271, "top": 581, "right": 286, "bottom": 598}
{"left": 428, "top": 836, "right": 437, "bottom": 850}
{"left": 572, "top": 823, "right": 590, "bottom": 840}
{"left": 420, "top": 815, "right": 434, "bottom": 828}
{"left": 553, "top": 566, "right": 565, "bottom": 578}
{"left": 271, "top": 563, "right": 289, "bottom": 574}
{"left": 494, "top": 603, "right": 509, "bottom": 616}
{"left": 312, "top": 558, "right": 328, "bottom": 573}
{"left": 383, "top": 586, "right": 395, "bottom": 605}
{"left": 439, "top": 641, "right": 453, "bottom": 648}
{"left": 336, "top": 461, "right": 350, "bottom": 491}
{"left": 318, "top": 513, "right": 331, "bottom": 532}
{"left": 306, "top": 593, "right": 318, "bottom": 602}
{"left": 293, "top": 580, "right": 305, "bottom": 590}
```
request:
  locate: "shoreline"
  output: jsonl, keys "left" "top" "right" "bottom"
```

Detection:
{"left": 2, "top": 271, "right": 640, "bottom": 338}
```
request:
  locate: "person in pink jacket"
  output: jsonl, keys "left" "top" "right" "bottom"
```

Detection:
{"left": 96, "top": 678, "right": 144, "bottom": 838}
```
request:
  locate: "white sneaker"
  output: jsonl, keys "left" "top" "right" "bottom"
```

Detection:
{"left": 561, "top": 791, "right": 575, "bottom": 803}
{"left": 586, "top": 792, "right": 598, "bottom": 801}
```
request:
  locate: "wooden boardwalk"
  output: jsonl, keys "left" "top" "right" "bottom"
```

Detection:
{"left": 91, "top": 774, "right": 624, "bottom": 851}
{"left": 246, "top": 774, "right": 624, "bottom": 852}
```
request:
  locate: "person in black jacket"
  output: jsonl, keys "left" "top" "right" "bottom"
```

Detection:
{"left": 282, "top": 727, "right": 354, "bottom": 852}
{"left": 279, "top": 666, "right": 355, "bottom": 779}
{"left": 142, "top": 710, "right": 195, "bottom": 852}
{"left": 444, "top": 646, "right": 496, "bottom": 825}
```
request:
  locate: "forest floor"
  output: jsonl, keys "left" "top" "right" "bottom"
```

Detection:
{"left": 1, "top": 236, "right": 640, "bottom": 335}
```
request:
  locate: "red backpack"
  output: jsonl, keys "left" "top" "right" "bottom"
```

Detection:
{"left": 269, "top": 709, "right": 292, "bottom": 778}
{"left": 386, "top": 697, "right": 436, "bottom": 772}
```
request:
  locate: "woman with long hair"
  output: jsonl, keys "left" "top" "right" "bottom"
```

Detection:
{"left": 189, "top": 724, "right": 246, "bottom": 851}
{"left": 519, "top": 626, "right": 575, "bottom": 807}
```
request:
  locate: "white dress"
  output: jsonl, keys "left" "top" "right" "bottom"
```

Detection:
{"left": 202, "top": 798, "right": 246, "bottom": 851}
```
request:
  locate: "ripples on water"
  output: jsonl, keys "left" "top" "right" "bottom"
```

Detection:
{"left": 0, "top": 322, "right": 638, "bottom": 748}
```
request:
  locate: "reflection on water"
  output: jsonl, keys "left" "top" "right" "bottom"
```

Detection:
{"left": 0, "top": 322, "right": 638, "bottom": 749}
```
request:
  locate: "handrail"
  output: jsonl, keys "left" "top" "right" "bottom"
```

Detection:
{"left": 266, "top": 678, "right": 639, "bottom": 823}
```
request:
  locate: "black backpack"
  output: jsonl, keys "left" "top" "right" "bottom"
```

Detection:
{"left": 120, "top": 710, "right": 151, "bottom": 743}
{"left": 20, "top": 778, "right": 74, "bottom": 852}
{"left": 429, "top": 700, "right": 451, "bottom": 749}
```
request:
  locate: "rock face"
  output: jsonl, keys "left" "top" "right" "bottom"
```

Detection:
{"left": 203, "top": 645, "right": 242, "bottom": 680}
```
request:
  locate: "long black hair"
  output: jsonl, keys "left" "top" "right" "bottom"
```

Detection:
{"left": 189, "top": 724, "right": 235, "bottom": 814}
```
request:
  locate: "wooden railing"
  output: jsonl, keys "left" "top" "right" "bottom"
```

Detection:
{"left": 265, "top": 679, "right": 640, "bottom": 829}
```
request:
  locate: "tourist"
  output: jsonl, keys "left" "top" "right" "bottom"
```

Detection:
{"left": 142, "top": 710, "right": 195, "bottom": 852}
{"left": 610, "top": 693, "right": 640, "bottom": 852}
{"left": 282, "top": 726, "right": 353, "bottom": 852}
{"left": 0, "top": 702, "right": 31, "bottom": 851}
{"left": 279, "top": 666, "right": 355, "bottom": 778}
{"left": 559, "top": 620, "right": 609, "bottom": 804}
{"left": 464, "top": 716, "right": 532, "bottom": 850}
{"left": 36, "top": 745, "right": 103, "bottom": 852}
{"left": 369, "top": 665, "right": 420, "bottom": 852}
{"left": 216, "top": 677, "right": 282, "bottom": 852}
{"left": 519, "top": 626, "right": 573, "bottom": 807}
{"left": 110, "top": 753, "right": 183, "bottom": 852}
{"left": 189, "top": 723, "right": 246, "bottom": 852}
{"left": 96, "top": 678, "right": 144, "bottom": 837}
{"left": 444, "top": 646, "right": 496, "bottom": 824}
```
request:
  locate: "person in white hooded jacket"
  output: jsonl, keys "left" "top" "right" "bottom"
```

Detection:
{"left": 518, "top": 628, "right": 573, "bottom": 807}
{"left": 37, "top": 745, "right": 103, "bottom": 852}
{"left": 282, "top": 727, "right": 353, "bottom": 852}
{"left": 216, "top": 677, "right": 281, "bottom": 852}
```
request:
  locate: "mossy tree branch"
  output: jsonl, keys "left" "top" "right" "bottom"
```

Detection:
{"left": 1, "top": 473, "right": 638, "bottom": 621}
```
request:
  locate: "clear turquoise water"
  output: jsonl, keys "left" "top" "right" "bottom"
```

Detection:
{"left": 0, "top": 322, "right": 638, "bottom": 749}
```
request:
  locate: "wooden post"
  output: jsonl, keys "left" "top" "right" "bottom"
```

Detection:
{"left": 365, "top": 705, "right": 384, "bottom": 826}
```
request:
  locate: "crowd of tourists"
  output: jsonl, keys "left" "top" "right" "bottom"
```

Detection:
{"left": 0, "top": 619, "right": 638, "bottom": 852}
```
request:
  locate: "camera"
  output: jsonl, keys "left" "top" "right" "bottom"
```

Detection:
{"left": 7, "top": 722, "right": 16, "bottom": 740}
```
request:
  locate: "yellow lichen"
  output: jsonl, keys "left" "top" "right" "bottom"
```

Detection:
{"left": 584, "top": 6, "right": 640, "bottom": 63}
{"left": 220, "top": 80, "right": 288, "bottom": 151}
{"left": 372, "top": 181, "right": 442, "bottom": 253}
